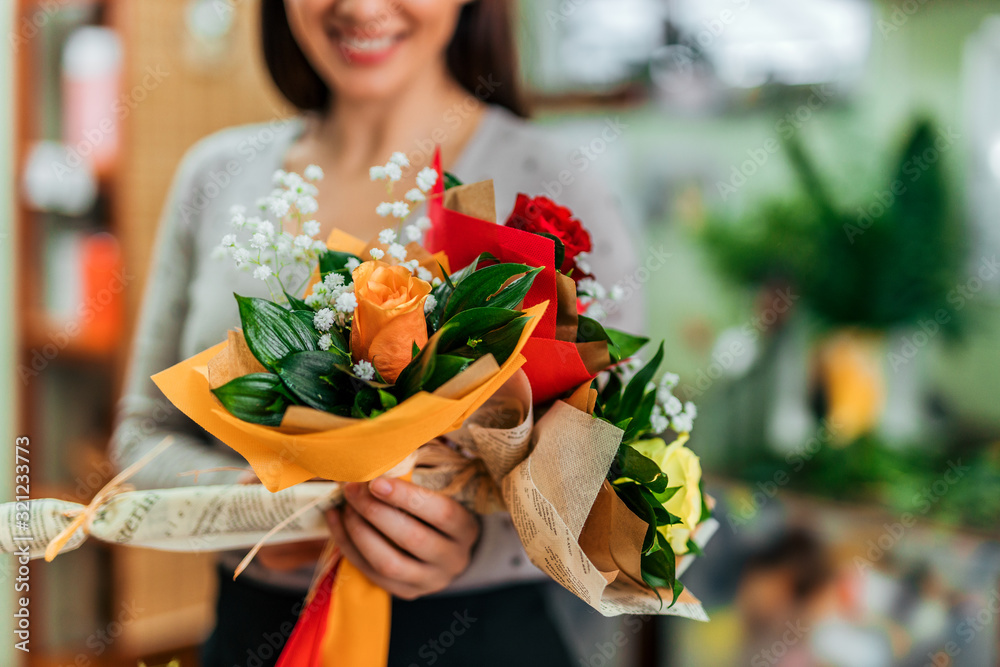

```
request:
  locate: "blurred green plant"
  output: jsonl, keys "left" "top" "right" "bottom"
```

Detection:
{"left": 702, "top": 119, "right": 965, "bottom": 334}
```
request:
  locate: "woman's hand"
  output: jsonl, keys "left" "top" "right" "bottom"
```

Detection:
{"left": 327, "top": 477, "right": 481, "bottom": 600}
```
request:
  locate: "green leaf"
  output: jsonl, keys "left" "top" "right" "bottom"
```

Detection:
{"left": 616, "top": 444, "right": 668, "bottom": 491}
{"left": 619, "top": 342, "right": 664, "bottom": 422}
{"left": 284, "top": 292, "right": 311, "bottom": 311}
{"left": 274, "top": 351, "right": 351, "bottom": 411}
{"left": 211, "top": 373, "right": 295, "bottom": 426}
{"left": 449, "top": 315, "right": 529, "bottom": 365}
{"left": 685, "top": 538, "right": 704, "bottom": 557}
{"left": 641, "top": 534, "right": 682, "bottom": 607}
{"left": 235, "top": 295, "right": 318, "bottom": 371}
{"left": 436, "top": 308, "right": 522, "bottom": 351}
{"left": 624, "top": 390, "right": 658, "bottom": 442}
{"left": 614, "top": 482, "right": 658, "bottom": 553}
{"left": 605, "top": 328, "right": 650, "bottom": 362}
{"left": 443, "top": 171, "right": 462, "bottom": 190}
{"left": 536, "top": 232, "right": 565, "bottom": 271}
{"left": 698, "top": 480, "right": 713, "bottom": 523}
{"left": 352, "top": 385, "right": 398, "bottom": 418}
{"left": 441, "top": 263, "right": 540, "bottom": 322}
{"left": 319, "top": 250, "right": 362, "bottom": 276}
{"left": 423, "top": 354, "right": 473, "bottom": 392}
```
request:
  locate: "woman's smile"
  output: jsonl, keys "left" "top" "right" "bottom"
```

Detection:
{"left": 331, "top": 29, "right": 408, "bottom": 66}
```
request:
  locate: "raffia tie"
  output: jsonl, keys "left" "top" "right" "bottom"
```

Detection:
{"left": 45, "top": 436, "right": 176, "bottom": 562}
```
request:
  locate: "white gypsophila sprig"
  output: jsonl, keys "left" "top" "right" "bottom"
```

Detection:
{"left": 216, "top": 165, "right": 328, "bottom": 303}
{"left": 416, "top": 167, "right": 437, "bottom": 192}
{"left": 353, "top": 360, "right": 376, "bottom": 381}
{"left": 650, "top": 369, "right": 697, "bottom": 434}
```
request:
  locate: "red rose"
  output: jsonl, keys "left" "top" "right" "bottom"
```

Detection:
{"left": 504, "top": 194, "right": 592, "bottom": 280}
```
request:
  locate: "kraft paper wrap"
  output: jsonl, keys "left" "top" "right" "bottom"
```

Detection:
{"left": 416, "top": 372, "right": 715, "bottom": 621}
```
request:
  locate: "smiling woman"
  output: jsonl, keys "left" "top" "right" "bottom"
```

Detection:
{"left": 111, "top": 0, "right": 642, "bottom": 665}
{"left": 262, "top": 0, "right": 526, "bottom": 115}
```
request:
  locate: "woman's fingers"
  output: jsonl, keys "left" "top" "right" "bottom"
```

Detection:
{"left": 365, "top": 477, "right": 480, "bottom": 545}
{"left": 326, "top": 508, "right": 426, "bottom": 600}
{"left": 255, "top": 539, "right": 327, "bottom": 571}
{"left": 341, "top": 482, "right": 453, "bottom": 564}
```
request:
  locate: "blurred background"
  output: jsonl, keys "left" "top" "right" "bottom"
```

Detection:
{"left": 2, "top": 0, "right": 999, "bottom": 665}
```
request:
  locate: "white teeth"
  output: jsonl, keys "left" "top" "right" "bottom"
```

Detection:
{"left": 341, "top": 35, "right": 395, "bottom": 52}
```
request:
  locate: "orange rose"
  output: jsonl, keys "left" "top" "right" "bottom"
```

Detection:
{"left": 350, "top": 260, "right": 432, "bottom": 383}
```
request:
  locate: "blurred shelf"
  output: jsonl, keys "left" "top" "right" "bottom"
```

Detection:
{"left": 21, "top": 310, "right": 120, "bottom": 364}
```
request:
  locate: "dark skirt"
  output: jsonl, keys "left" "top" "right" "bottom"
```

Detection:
{"left": 201, "top": 565, "right": 574, "bottom": 667}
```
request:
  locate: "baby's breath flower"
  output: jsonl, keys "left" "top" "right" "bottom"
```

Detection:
{"left": 378, "top": 228, "right": 397, "bottom": 244}
{"left": 231, "top": 247, "right": 250, "bottom": 267}
{"left": 253, "top": 265, "right": 273, "bottom": 281}
{"left": 402, "top": 259, "right": 420, "bottom": 273}
{"left": 303, "top": 220, "right": 321, "bottom": 237}
{"left": 577, "top": 278, "right": 607, "bottom": 300}
{"left": 305, "top": 293, "right": 324, "bottom": 309}
{"left": 432, "top": 277, "right": 442, "bottom": 287}
{"left": 335, "top": 291, "right": 358, "bottom": 313}
{"left": 390, "top": 201, "right": 410, "bottom": 218}
{"left": 671, "top": 412, "right": 694, "bottom": 434}
{"left": 388, "top": 243, "right": 407, "bottom": 261}
{"left": 304, "top": 165, "right": 324, "bottom": 181}
{"left": 660, "top": 372, "right": 680, "bottom": 390}
{"left": 384, "top": 162, "right": 403, "bottom": 182}
{"left": 346, "top": 257, "right": 361, "bottom": 272}
{"left": 404, "top": 188, "right": 425, "bottom": 203}
{"left": 575, "top": 252, "right": 593, "bottom": 275}
{"left": 405, "top": 225, "right": 422, "bottom": 242}
{"left": 684, "top": 402, "right": 698, "bottom": 419}
{"left": 416, "top": 167, "right": 437, "bottom": 192}
{"left": 587, "top": 302, "right": 607, "bottom": 321}
{"left": 311, "top": 240, "right": 327, "bottom": 252}
{"left": 369, "top": 165, "right": 387, "bottom": 181}
{"left": 294, "top": 234, "right": 313, "bottom": 249}
{"left": 297, "top": 196, "right": 319, "bottom": 215}
{"left": 650, "top": 406, "right": 670, "bottom": 433}
{"left": 318, "top": 334, "right": 333, "bottom": 351}
{"left": 256, "top": 197, "right": 269, "bottom": 211}
{"left": 416, "top": 266, "right": 432, "bottom": 281}
{"left": 375, "top": 202, "right": 393, "bottom": 217}
{"left": 268, "top": 197, "right": 290, "bottom": 219}
{"left": 353, "top": 360, "right": 375, "bottom": 381}
{"left": 415, "top": 215, "right": 432, "bottom": 230}
{"left": 610, "top": 285, "right": 625, "bottom": 301}
{"left": 230, "top": 212, "right": 247, "bottom": 229}
{"left": 660, "top": 393, "right": 683, "bottom": 417}
{"left": 389, "top": 152, "right": 410, "bottom": 168}
{"left": 220, "top": 234, "right": 237, "bottom": 247}
{"left": 323, "top": 272, "right": 345, "bottom": 289}
{"left": 272, "top": 169, "right": 288, "bottom": 186}
{"left": 313, "top": 308, "right": 335, "bottom": 332}
{"left": 257, "top": 220, "right": 275, "bottom": 238}
{"left": 370, "top": 248, "right": 385, "bottom": 260}
{"left": 250, "top": 233, "right": 269, "bottom": 250}
{"left": 423, "top": 294, "right": 437, "bottom": 314}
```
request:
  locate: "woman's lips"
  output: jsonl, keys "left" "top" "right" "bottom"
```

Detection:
{"left": 335, "top": 33, "right": 405, "bottom": 66}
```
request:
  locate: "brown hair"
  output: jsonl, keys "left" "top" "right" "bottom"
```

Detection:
{"left": 260, "top": 0, "right": 528, "bottom": 117}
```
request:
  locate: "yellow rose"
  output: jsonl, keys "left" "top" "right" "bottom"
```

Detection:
{"left": 350, "top": 260, "right": 432, "bottom": 383}
{"left": 631, "top": 436, "right": 703, "bottom": 554}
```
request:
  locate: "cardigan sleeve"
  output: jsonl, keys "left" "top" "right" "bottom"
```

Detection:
{"left": 110, "top": 140, "right": 248, "bottom": 490}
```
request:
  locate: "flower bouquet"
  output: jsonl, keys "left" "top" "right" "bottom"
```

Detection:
{"left": 4, "top": 150, "right": 716, "bottom": 667}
